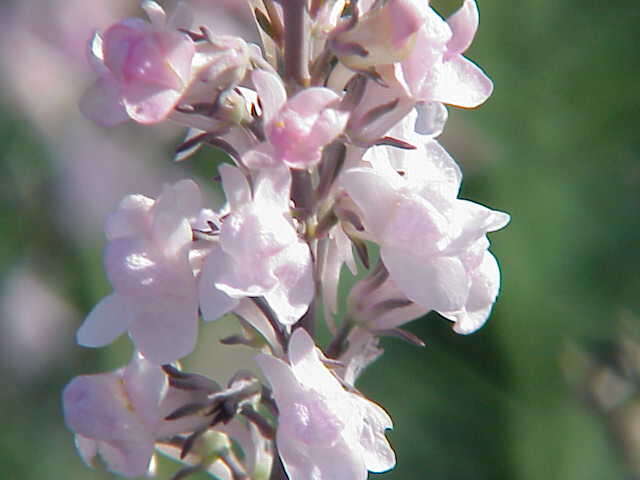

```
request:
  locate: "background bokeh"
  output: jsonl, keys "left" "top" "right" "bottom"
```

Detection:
{"left": 1, "top": 1, "right": 639, "bottom": 479}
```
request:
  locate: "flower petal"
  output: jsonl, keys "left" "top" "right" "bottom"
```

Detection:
{"left": 219, "top": 164, "right": 252, "bottom": 211}
{"left": 446, "top": 0, "right": 479, "bottom": 56}
{"left": 79, "top": 77, "right": 130, "bottom": 127}
{"left": 418, "top": 140, "right": 462, "bottom": 198}
{"left": 252, "top": 69, "right": 286, "bottom": 126}
{"left": 128, "top": 297, "right": 198, "bottom": 364}
{"left": 264, "top": 241, "right": 314, "bottom": 326}
{"left": 87, "top": 31, "right": 107, "bottom": 73}
{"left": 76, "top": 294, "right": 131, "bottom": 348}
{"left": 122, "top": 84, "right": 182, "bottom": 124}
{"left": 63, "top": 372, "right": 144, "bottom": 442}
{"left": 285, "top": 87, "right": 341, "bottom": 119}
{"left": 104, "top": 238, "right": 164, "bottom": 296}
{"left": 74, "top": 435, "right": 98, "bottom": 468}
{"left": 441, "top": 251, "right": 500, "bottom": 334}
{"left": 141, "top": 1, "right": 167, "bottom": 28}
{"left": 414, "top": 102, "right": 448, "bottom": 137}
{"left": 242, "top": 142, "right": 278, "bottom": 170}
{"left": 252, "top": 165, "right": 292, "bottom": 213}
{"left": 96, "top": 440, "right": 154, "bottom": 478}
{"left": 123, "top": 353, "right": 167, "bottom": 428}
{"left": 198, "top": 247, "right": 240, "bottom": 321}
{"left": 105, "top": 194, "right": 154, "bottom": 240}
{"left": 340, "top": 168, "right": 403, "bottom": 239}
{"left": 278, "top": 432, "right": 366, "bottom": 480}
{"left": 288, "top": 329, "right": 344, "bottom": 396}
{"left": 255, "top": 352, "right": 300, "bottom": 401}
{"left": 155, "top": 179, "right": 201, "bottom": 222}
{"left": 445, "top": 200, "right": 510, "bottom": 254}
{"left": 382, "top": 247, "right": 469, "bottom": 312}
{"left": 431, "top": 55, "right": 493, "bottom": 108}
{"left": 356, "top": 397, "right": 395, "bottom": 473}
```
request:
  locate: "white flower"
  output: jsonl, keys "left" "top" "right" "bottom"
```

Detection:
{"left": 256, "top": 329, "right": 395, "bottom": 480}
{"left": 341, "top": 113, "right": 509, "bottom": 333}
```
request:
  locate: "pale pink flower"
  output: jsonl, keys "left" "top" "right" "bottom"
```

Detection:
{"left": 80, "top": 1, "right": 254, "bottom": 130}
{"left": 256, "top": 329, "right": 395, "bottom": 480}
{"left": 249, "top": 70, "right": 348, "bottom": 169}
{"left": 62, "top": 352, "right": 210, "bottom": 478}
{"left": 76, "top": 180, "right": 201, "bottom": 364}
{"left": 80, "top": 3, "right": 196, "bottom": 126}
{"left": 436, "top": 223, "right": 505, "bottom": 334}
{"left": 341, "top": 115, "right": 509, "bottom": 333}
{"left": 396, "top": 0, "right": 493, "bottom": 108}
{"left": 198, "top": 165, "right": 314, "bottom": 326}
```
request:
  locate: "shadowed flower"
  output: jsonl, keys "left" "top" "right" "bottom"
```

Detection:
{"left": 76, "top": 180, "right": 201, "bottom": 364}
{"left": 62, "top": 353, "right": 211, "bottom": 478}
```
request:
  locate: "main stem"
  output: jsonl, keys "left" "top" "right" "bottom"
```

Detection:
{"left": 271, "top": 5, "right": 311, "bottom": 480}
{"left": 280, "top": 0, "right": 309, "bottom": 89}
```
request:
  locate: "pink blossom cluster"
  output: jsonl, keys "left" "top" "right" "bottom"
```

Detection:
{"left": 63, "top": 1, "right": 508, "bottom": 479}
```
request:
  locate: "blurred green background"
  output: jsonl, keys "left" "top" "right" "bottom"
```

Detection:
{"left": 1, "top": 1, "right": 639, "bottom": 479}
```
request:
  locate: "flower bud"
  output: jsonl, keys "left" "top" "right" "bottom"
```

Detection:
{"left": 250, "top": 70, "right": 349, "bottom": 169}
{"left": 80, "top": 17, "right": 195, "bottom": 125}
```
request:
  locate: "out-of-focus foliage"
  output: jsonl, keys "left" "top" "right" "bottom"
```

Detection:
{"left": 0, "top": 1, "right": 638, "bottom": 479}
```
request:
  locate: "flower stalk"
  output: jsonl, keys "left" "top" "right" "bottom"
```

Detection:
{"left": 62, "top": 1, "right": 508, "bottom": 479}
